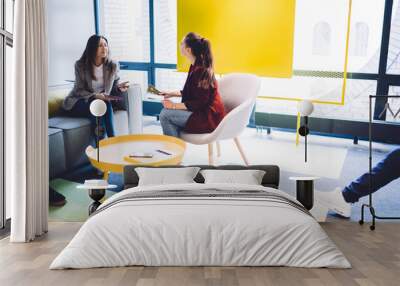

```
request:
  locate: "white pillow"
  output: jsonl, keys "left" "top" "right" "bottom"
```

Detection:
{"left": 135, "top": 167, "right": 201, "bottom": 186}
{"left": 200, "top": 169, "right": 266, "bottom": 185}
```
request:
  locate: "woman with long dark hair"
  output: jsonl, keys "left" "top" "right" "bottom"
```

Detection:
{"left": 159, "top": 32, "right": 226, "bottom": 137}
{"left": 62, "top": 35, "right": 129, "bottom": 138}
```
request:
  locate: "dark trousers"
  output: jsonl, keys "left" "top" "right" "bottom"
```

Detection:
{"left": 342, "top": 148, "right": 400, "bottom": 203}
{"left": 69, "top": 98, "right": 115, "bottom": 139}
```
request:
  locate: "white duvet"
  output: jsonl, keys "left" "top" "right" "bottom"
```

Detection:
{"left": 50, "top": 183, "right": 351, "bottom": 269}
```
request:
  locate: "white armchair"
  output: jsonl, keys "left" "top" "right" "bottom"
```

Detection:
{"left": 181, "top": 73, "right": 261, "bottom": 165}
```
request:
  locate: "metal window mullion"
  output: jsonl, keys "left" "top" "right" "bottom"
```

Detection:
{"left": 152, "top": 63, "right": 177, "bottom": 69}
{"left": 0, "top": 34, "right": 4, "bottom": 229}
{"left": 293, "top": 70, "right": 380, "bottom": 80}
{"left": 374, "top": 0, "right": 394, "bottom": 120}
{"left": 1, "top": 0, "right": 4, "bottom": 30}
{"left": 149, "top": 0, "right": 155, "bottom": 86}
{"left": 386, "top": 74, "right": 400, "bottom": 85}
{"left": 94, "top": 0, "right": 100, "bottom": 35}
{"left": 119, "top": 62, "right": 151, "bottom": 71}
{"left": 0, "top": 29, "right": 13, "bottom": 39}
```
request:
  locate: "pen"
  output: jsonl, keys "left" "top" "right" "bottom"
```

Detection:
{"left": 156, "top": 149, "right": 172, "bottom": 155}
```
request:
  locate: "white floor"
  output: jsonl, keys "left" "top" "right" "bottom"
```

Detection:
{"left": 144, "top": 118, "right": 346, "bottom": 175}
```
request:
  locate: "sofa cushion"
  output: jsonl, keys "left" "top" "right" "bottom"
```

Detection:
{"left": 49, "top": 116, "right": 91, "bottom": 129}
{"left": 48, "top": 128, "right": 67, "bottom": 178}
{"left": 49, "top": 117, "right": 92, "bottom": 170}
{"left": 113, "top": 110, "right": 129, "bottom": 135}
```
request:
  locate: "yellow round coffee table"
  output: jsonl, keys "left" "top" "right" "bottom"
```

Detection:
{"left": 86, "top": 134, "right": 186, "bottom": 179}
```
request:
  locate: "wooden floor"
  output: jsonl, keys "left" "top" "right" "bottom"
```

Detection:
{"left": 0, "top": 220, "right": 399, "bottom": 286}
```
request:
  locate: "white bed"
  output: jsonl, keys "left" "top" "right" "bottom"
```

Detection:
{"left": 50, "top": 183, "right": 351, "bottom": 269}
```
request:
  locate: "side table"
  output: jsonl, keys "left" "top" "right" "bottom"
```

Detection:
{"left": 289, "top": 177, "right": 319, "bottom": 210}
{"left": 77, "top": 183, "right": 117, "bottom": 215}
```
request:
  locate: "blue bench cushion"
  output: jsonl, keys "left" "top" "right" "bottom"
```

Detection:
{"left": 48, "top": 127, "right": 67, "bottom": 178}
{"left": 48, "top": 116, "right": 91, "bottom": 129}
{"left": 49, "top": 117, "right": 93, "bottom": 169}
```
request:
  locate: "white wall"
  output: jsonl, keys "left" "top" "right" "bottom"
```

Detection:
{"left": 47, "top": 0, "right": 95, "bottom": 86}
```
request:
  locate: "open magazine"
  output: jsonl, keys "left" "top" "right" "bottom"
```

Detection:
{"left": 146, "top": 85, "right": 166, "bottom": 101}
{"left": 147, "top": 84, "right": 162, "bottom": 95}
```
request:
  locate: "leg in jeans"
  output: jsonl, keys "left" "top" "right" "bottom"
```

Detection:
{"left": 342, "top": 148, "right": 400, "bottom": 203}
{"left": 102, "top": 100, "right": 115, "bottom": 137}
{"left": 159, "top": 108, "right": 192, "bottom": 138}
{"left": 68, "top": 99, "right": 97, "bottom": 127}
{"left": 68, "top": 99, "right": 115, "bottom": 138}
{"left": 68, "top": 99, "right": 100, "bottom": 144}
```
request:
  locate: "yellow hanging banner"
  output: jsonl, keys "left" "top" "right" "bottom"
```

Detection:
{"left": 177, "top": 0, "right": 296, "bottom": 78}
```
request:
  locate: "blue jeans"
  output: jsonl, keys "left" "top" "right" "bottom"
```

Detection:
{"left": 69, "top": 98, "right": 115, "bottom": 139}
{"left": 342, "top": 148, "right": 400, "bottom": 203}
{"left": 159, "top": 108, "right": 192, "bottom": 138}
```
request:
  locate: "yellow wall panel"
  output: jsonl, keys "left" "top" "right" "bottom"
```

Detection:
{"left": 177, "top": 0, "right": 296, "bottom": 78}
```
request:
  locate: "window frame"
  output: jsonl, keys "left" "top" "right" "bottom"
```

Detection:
{"left": 0, "top": 0, "right": 13, "bottom": 232}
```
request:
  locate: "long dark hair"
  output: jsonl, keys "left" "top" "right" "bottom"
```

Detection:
{"left": 184, "top": 32, "right": 216, "bottom": 89}
{"left": 77, "top": 35, "right": 115, "bottom": 80}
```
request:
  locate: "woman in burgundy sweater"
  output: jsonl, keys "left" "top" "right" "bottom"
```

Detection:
{"left": 159, "top": 32, "right": 226, "bottom": 138}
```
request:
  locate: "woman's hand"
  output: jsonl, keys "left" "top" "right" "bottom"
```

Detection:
{"left": 162, "top": 99, "right": 175, "bottom": 109}
{"left": 118, "top": 86, "right": 129, "bottom": 92}
{"left": 118, "top": 81, "right": 130, "bottom": 92}
{"left": 95, "top": 93, "right": 107, "bottom": 100}
{"left": 159, "top": 91, "right": 174, "bottom": 99}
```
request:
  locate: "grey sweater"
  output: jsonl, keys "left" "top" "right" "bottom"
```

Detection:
{"left": 62, "top": 59, "right": 126, "bottom": 110}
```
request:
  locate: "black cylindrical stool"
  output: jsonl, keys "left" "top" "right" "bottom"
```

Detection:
{"left": 77, "top": 181, "right": 117, "bottom": 215}
{"left": 88, "top": 188, "right": 106, "bottom": 215}
{"left": 289, "top": 177, "right": 319, "bottom": 210}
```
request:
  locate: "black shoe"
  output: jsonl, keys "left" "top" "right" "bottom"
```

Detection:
{"left": 49, "top": 187, "right": 66, "bottom": 207}
{"left": 94, "top": 169, "right": 104, "bottom": 178}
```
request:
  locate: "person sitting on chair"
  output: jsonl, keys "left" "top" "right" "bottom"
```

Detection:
{"left": 62, "top": 34, "right": 129, "bottom": 139}
{"left": 319, "top": 148, "right": 400, "bottom": 218}
{"left": 158, "top": 32, "right": 226, "bottom": 138}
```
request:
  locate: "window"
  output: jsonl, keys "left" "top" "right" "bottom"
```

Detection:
{"left": 347, "top": 0, "right": 384, "bottom": 73}
{"left": 0, "top": 37, "right": 3, "bottom": 230}
{"left": 5, "top": 0, "right": 14, "bottom": 33}
{"left": 294, "top": 0, "right": 384, "bottom": 74}
{"left": 96, "top": 0, "right": 400, "bottom": 133}
{"left": 1, "top": 0, "right": 14, "bottom": 229}
{"left": 155, "top": 69, "right": 186, "bottom": 92}
{"left": 311, "top": 80, "right": 377, "bottom": 120}
{"left": 47, "top": 0, "right": 95, "bottom": 86}
{"left": 386, "top": 0, "right": 400, "bottom": 74}
{"left": 312, "top": 22, "right": 331, "bottom": 56}
{"left": 351, "top": 22, "right": 369, "bottom": 57}
{"left": 256, "top": 78, "right": 377, "bottom": 121}
{"left": 100, "top": 0, "right": 150, "bottom": 62}
{"left": 5, "top": 44, "right": 11, "bottom": 220}
{"left": 294, "top": 0, "right": 349, "bottom": 72}
{"left": 154, "top": 0, "right": 177, "bottom": 64}
{"left": 255, "top": 0, "right": 387, "bottom": 122}
{"left": 119, "top": 70, "right": 148, "bottom": 97}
